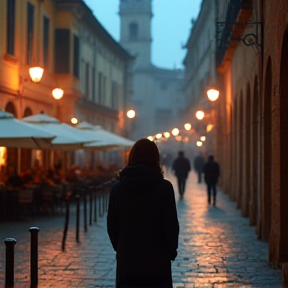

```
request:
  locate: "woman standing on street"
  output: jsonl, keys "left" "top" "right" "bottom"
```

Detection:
{"left": 107, "top": 138, "right": 179, "bottom": 288}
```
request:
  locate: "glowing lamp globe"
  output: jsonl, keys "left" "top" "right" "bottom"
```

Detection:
{"left": 171, "top": 128, "right": 180, "bottom": 136}
{"left": 163, "top": 132, "right": 170, "bottom": 138}
{"left": 29, "top": 67, "right": 44, "bottom": 83}
{"left": 200, "top": 136, "right": 206, "bottom": 142}
{"left": 207, "top": 88, "right": 219, "bottom": 102}
{"left": 147, "top": 136, "right": 154, "bottom": 141}
{"left": 156, "top": 133, "right": 162, "bottom": 139}
{"left": 71, "top": 117, "right": 78, "bottom": 125}
{"left": 127, "top": 110, "right": 136, "bottom": 119}
{"left": 195, "top": 110, "right": 205, "bottom": 120}
{"left": 184, "top": 123, "right": 192, "bottom": 131}
{"left": 52, "top": 88, "right": 64, "bottom": 100}
{"left": 196, "top": 141, "right": 203, "bottom": 147}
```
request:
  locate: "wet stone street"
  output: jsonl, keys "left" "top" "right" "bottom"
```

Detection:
{"left": 0, "top": 172, "right": 284, "bottom": 287}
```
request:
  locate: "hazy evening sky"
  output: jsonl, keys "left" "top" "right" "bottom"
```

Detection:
{"left": 83, "top": 0, "right": 202, "bottom": 69}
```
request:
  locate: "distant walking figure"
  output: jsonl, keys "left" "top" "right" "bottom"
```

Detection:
{"left": 203, "top": 155, "right": 220, "bottom": 206}
{"left": 107, "top": 139, "right": 179, "bottom": 288}
{"left": 172, "top": 151, "right": 191, "bottom": 197}
{"left": 193, "top": 152, "right": 205, "bottom": 183}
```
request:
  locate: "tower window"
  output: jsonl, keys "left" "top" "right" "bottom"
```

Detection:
{"left": 129, "top": 22, "right": 138, "bottom": 39}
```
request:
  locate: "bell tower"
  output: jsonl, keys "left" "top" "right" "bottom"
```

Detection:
{"left": 119, "top": 0, "right": 153, "bottom": 68}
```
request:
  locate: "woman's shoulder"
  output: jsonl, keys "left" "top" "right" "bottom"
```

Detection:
{"left": 158, "top": 178, "right": 174, "bottom": 190}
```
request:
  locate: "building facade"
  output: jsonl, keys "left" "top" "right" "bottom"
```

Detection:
{"left": 0, "top": 0, "right": 133, "bottom": 172}
{"left": 119, "top": 0, "right": 185, "bottom": 140}
{"left": 214, "top": 0, "right": 288, "bottom": 267}
{"left": 182, "top": 0, "right": 217, "bottom": 155}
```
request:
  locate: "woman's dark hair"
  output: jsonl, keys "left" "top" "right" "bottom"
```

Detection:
{"left": 128, "top": 138, "right": 160, "bottom": 167}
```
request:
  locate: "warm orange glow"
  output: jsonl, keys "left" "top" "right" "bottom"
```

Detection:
{"left": 207, "top": 124, "right": 214, "bottom": 132}
{"left": 196, "top": 141, "right": 203, "bottom": 147}
{"left": 184, "top": 123, "right": 192, "bottom": 131}
{"left": 71, "top": 118, "right": 78, "bottom": 125}
{"left": 29, "top": 67, "right": 44, "bottom": 83}
{"left": 200, "top": 136, "right": 206, "bottom": 142}
{"left": 163, "top": 132, "right": 170, "bottom": 138}
{"left": 147, "top": 136, "right": 154, "bottom": 141}
{"left": 0, "top": 147, "right": 7, "bottom": 166}
{"left": 176, "top": 136, "right": 182, "bottom": 142}
{"left": 52, "top": 88, "right": 64, "bottom": 100}
{"left": 171, "top": 128, "right": 180, "bottom": 136}
{"left": 196, "top": 110, "right": 205, "bottom": 120}
{"left": 127, "top": 110, "right": 136, "bottom": 119}
{"left": 184, "top": 137, "right": 189, "bottom": 143}
{"left": 207, "top": 88, "right": 220, "bottom": 101}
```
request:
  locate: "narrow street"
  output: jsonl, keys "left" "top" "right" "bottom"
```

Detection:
{"left": 0, "top": 172, "right": 283, "bottom": 287}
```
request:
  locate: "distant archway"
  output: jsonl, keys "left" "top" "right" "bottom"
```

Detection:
{"left": 237, "top": 91, "right": 244, "bottom": 209}
{"left": 243, "top": 83, "right": 251, "bottom": 217}
{"left": 23, "top": 107, "right": 33, "bottom": 117}
{"left": 279, "top": 29, "right": 288, "bottom": 262}
{"left": 5, "top": 101, "right": 17, "bottom": 117}
{"left": 231, "top": 97, "right": 238, "bottom": 202}
{"left": 250, "top": 76, "right": 259, "bottom": 226}
{"left": 4, "top": 102, "right": 18, "bottom": 172}
{"left": 262, "top": 57, "right": 272, "bottom": 241}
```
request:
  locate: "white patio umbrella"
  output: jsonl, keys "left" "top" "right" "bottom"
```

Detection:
{"left": 76, "top": 121, "right": 135, "bottom": 149}
{"left": 22, "top": 113, "right": 93, "bottom": 150}
{"left": 0, "top": 110, "right": 55, "bottom": 149}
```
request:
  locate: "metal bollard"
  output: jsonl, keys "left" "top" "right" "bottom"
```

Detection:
{"left": 29, "top": 227, "right": 39, "bottom": 288}
{"left": 93, "top": 187, "right": 97, "bottom": 223}
{"left": 61, "top": 199, "right": 70, "bottom": 251}
{"left": 98, "top": 186, "right": 102, "bottom": 217}
{"left": 75, "top": 194, "right": 80, "bottom": 242}
{"left": 4, "top": 238, "right": 16, "bottom": 288}
{"left": 89, "top": 187, "right": 92, "bottom": 226}
{"left": 83, "top": 189, "right": 87, "bottom": 232}
{"left": 101, "top": 186, "right": 105, "bottom": 216}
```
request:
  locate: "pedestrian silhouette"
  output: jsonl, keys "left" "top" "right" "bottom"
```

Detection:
{"left": 193, "top": 152, "right": 205, "bottom": 183}
{"left": 172, "top": 151, "right": 191, "bottom": 197}
{"left": 203, "top": 155, "right": 220, "bottom": 206}
{"left": 107, "top": 138, "right": 179, "bottom": 288}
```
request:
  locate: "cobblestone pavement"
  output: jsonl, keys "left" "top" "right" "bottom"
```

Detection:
{"left": 0, "top": 172, "right": 284, "bottom": 287}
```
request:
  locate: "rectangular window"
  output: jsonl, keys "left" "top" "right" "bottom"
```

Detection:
{"left": 6, "top": 0, "right": 15, "bottom": 55}
{"left": 73, "top": 35, "right": 80, "bottom": 78}
{"left": 92, "top": 67, "right": 96, "bottom": 102}
{"left": 27, "top": 2, "right": 34, "bottom": 64}
{"left": 111, "top": 82, "right": 119, "bottom": 110}
{"left": 103, "top": 76, "right": 106, "bottom": 105}
{"left": 85, "top": 63, "right": 89, "bottom": 99}
{"left": 54, "top": 29, "right": 70, "bottom": 74}
{"left": 98, "top": 72, "right": 102, "bottom": 104}
{"left": 43, "top": 16, "right": 49, "bottom": 68}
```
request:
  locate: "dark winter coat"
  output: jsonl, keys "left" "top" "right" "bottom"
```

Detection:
{"left": 107, "top": 164, "right": 179, "bottom": 288}
{"left": 172, "top": 156, "right": 191, "bottom": 178}
{"left": 203, "top": 160, "right": 220, "bottom": 184}
{"left": 193, "top": 155, "right": 205, "bottom": 172}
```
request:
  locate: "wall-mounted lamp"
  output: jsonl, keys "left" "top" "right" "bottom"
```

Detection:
{"left": 207, "top": 88, "right": 220, "bottom": 102}
{"left": 195, "top": 110, "right": 205, "bottom": 120}
{"left": 71, "top": 117, "right": 78, "bottom": 125}
{"left": 52, "top": 88, "right": 64, "bottom": 100}
{"left": 184, "top": 123, "right": 192, "bottom": 131}
{"left": 172, "top": 128, "right": 180, "bottom": 136}
{"left": 127, "top": 109, "right": 136, "bottom": 119}
{"left": 29, "top": 67, "right": 44, "bottom": 83}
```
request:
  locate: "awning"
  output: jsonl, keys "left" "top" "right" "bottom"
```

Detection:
{"left": 76, "top": 122, "right": 135, "bottom": 149}
{"left": 22, "top": 113, "right": 92, "bottom": 150}
{"left": 0, "top": 110, "right": 55, "bottom": 149}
